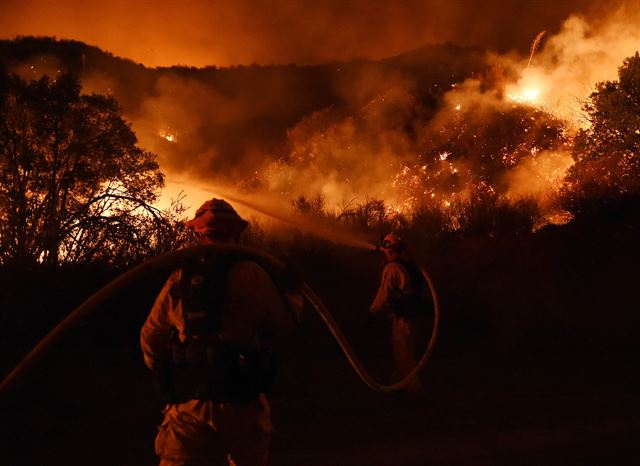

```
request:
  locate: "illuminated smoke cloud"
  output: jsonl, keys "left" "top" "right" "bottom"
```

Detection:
{"left": 261, "top": 77, "right": 421, "bottom": 210}
{"left": 503, "top": 150, "right": 574, "bottom": 202}
{"left": 0, "top": 0, "right": 603, "bottom": 67}
{"left": 502, "top": 4, "right": 640, "bottom": 125}
{"left": 2, "top": 0, "right": 638, "bottom": 220}
{"left": 129, "top": 70, "right": 308, "bottom": 184}
{"left": 256, "top": 72, "right": 573, "bottom": 217}
{"left": 244, "top": 4, "right": 639, "bottom": 220}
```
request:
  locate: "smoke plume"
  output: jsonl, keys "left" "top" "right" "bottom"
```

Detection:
{"left": 0, "top": 0, "right": 611, "bottom": 67}
{"left": 3, "top": 1, "right": 639, "bottom": 222}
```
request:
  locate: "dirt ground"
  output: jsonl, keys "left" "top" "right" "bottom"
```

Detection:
{"left": 270, "top": 351, "right": 639, "bottom": 466}
{"left": 2, "top": 325, "right": 638, "bottom": 466}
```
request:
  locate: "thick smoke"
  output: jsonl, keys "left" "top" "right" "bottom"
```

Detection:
{"left": 501, "top": 4, "right": 640, "bottom": 125}
{"left": 262, "top": 78, "right": 420, "bottom": 210}
{"left": 0, "top": 0, "right": 607, "bottom": 67}
{"left": 503, "top": 150, "right": 574, "bottom": 201}
{"left": 11, "top": 54, "right": 65, "bottom": 81}
{"left": 4, "top": 1, "right": 639, "bottom": 220}
{"left": 229, "top": 3, "right": 639, "bottom": 220}
{"left": 142, "top": 3, "right": 639, "bottom": 218}
{"left": 128, "top": 69, "right": 312, "bottom": 181}
{"left": 257, "top": 73, "right": 573, "bottom": 215}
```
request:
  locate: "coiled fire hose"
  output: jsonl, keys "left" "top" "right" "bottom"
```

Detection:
{"left": 0, "top": 244, "right": 439, "bottom": 395}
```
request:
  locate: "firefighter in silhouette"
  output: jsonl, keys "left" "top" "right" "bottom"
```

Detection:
{"left": 370, "top": 232, "right": 432, "bottom": 395}
{"left": 141, "top": 198, "right": 297, "bottom": 466}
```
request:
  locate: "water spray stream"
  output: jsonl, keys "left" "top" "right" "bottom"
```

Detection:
{"left": 176, "top": 181, "right": 377, "bottom": 250}
{"left": 0, "top": 245, "right": 440, "bottom": 396}
{"left": 226, "top": 193, "right": 376, "bottom": 251}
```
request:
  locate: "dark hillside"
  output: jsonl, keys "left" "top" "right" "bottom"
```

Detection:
{"left": 0, "top": 37, "right": 488, "bottom": 160}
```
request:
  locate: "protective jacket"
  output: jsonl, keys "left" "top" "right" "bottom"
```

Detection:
{"left": 370, "top": 258, "right": 432, "bottom": 317}
{"left": 141, "top": 256, "right": 296, "bottom": 403}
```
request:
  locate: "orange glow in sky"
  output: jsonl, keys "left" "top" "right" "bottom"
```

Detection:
{"left": 0, "top": 0, "right": 603, "bottom": 67}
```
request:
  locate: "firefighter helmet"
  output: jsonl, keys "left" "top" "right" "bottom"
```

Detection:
{"left": 380, "top": 232, "right": 405, "bottom": 252}
{"left": 186, "top": 198, "right": 248, "bottom": 238}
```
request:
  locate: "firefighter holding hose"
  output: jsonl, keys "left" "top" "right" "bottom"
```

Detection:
{"left": 370, "top": 232, "right": 433, "bottom": 396}
{"left": 140, "top": 198, "right": 297, "bottom": 466}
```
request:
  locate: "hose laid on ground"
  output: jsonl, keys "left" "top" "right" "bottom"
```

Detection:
{"left": 0, "top": 244, "right": 439, "bottom": 395}
{"left": 301, "top": 263, "right": 440, "bottom": 392}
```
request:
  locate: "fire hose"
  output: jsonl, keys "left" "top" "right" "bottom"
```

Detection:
{"left": 0, "top": 244, "right": 439, "bottom": 395}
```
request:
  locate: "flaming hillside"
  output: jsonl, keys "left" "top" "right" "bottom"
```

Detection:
{"left": 1, "top": 6, "right": 639, "bottom": 235}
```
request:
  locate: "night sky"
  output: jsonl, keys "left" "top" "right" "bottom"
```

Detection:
{"left": 0, "top": 0, "right": 624, "bottom": 67}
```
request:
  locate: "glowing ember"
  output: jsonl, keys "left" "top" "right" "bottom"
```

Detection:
{"left": 545, "top": 210, "right": 573, "bottom": 226}
{"left": 159, "top": 130, "right": 178, "bottom": 143}
{"left": 507, "top": 88, "right": 541, "bottom": 104}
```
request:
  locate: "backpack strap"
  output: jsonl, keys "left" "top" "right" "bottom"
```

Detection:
{"left": 180, "top": 253, "right": 235, "bottom": 338}
{"left": 160, "top": 252, "right": 284, "bottom": 403}
{"left": 391, "top": 259, "right": 432, "bottom": 317}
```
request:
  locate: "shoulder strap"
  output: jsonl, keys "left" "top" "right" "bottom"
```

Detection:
{"left": 180, "top": 253, "right": 236, "bottom": 338}
{"left": 394, "top": 259, "right": 428, "bottom": 296}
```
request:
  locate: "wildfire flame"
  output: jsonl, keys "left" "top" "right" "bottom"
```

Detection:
{"left": 506, "top": 87, "right": 541, "bottom": 104}
{"left": 505, "top": 65, "right": 545, "bottom": 105}
{"left": 159, "top": 129, "right": 178, "bottom": 143}
{"left": 150, "top": 11, "right": 640, "bottom": 237}
{"left": 505, "top": 31, "right": 548, "bottom": 106}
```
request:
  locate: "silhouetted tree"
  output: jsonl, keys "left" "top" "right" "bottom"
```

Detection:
{"left": 291, "top": 193, "right": 326, "bottom": 216}
{"left": 337, "top": 197, "right": 406, "bottom": 232}
{"left": 0, "top": 71, "right": 177, "bottom": 266}
{"left": 563, "top": 52, "right": 640, "bottom": 211}
{"left": 454, "top": 189, "right": 541, "bottom": 237}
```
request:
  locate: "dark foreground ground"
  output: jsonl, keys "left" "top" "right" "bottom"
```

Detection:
{"left": 2, "top": 215, "right": 639, "bottom": 465}
{"left": 272, "top": 349, "right": 639, "bottom": 466}
{"left": 1, "top": 312, "right": 638, "bottom": 466}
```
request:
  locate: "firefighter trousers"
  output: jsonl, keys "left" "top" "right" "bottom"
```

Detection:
{"left": 391, "top": 315, "right": 430, "bottom": 395}
{"left": 155, "top": 394, "right": 272, "bottom": 466}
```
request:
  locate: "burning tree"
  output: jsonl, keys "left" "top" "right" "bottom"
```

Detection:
{"left": 563, "top": 52, "right": 640, "bottom": 211}
{"left": 0, "top": 71, "right": 181, "bottom": 267}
